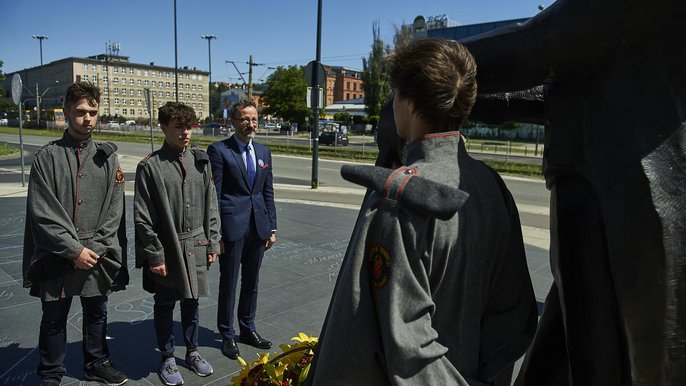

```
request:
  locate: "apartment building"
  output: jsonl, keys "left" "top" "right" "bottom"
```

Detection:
{"left": 322, "top": 65, "right": 364, "bottom": 107}
{"left": 5, "top": 54, "right": 209, "bottom": 119}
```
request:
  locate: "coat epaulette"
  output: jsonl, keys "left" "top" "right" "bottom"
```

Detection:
{"left": 138, "top": 153, "right": 153, "bottom": 166}
{"left": 191, "top": 146, "right": 209, "bottom": 165}
{"left": 96, "top": 142, "right": 118, "bottom": 158}
{"left": 34, "top": 141, "right": 55, "bottom": 156}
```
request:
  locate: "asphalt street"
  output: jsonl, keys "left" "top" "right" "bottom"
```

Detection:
{"left": 0, "top": 133, "right": 552, "bottom": 385}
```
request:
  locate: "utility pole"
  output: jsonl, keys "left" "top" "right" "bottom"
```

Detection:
{"left": 311, "top": 0, "right": 323, "bottom": 189}
{"left": 32, "top": 34, "right": 48, "bottom": 126}
{"left": 173, "top": 0, "right": 179, "bottom": 102}
{"left": 201, "top": 35, "right": 217, "bottom": 120}
{"left": 248, "top": 55, "right": 254, "bottom": 99}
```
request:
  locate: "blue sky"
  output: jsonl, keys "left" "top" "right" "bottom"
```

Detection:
{"left": 0, "top": 0, "right": 551, "bottom": 83}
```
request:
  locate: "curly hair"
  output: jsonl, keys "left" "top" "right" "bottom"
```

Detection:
{"left": 388, "top": 38, "right": 477, "bottom": 132}
{"left": 158, "top": 102, "right": 197, "bottom": 127}
{"left": 65, "top": 81, "right": 100, "bottom": 108}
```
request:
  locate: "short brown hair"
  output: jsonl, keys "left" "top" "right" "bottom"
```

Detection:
{"left": 158, "top": 102, "right": 197, "bottom": 126}
{"left": 388, "top": 38, "right": 477, "bottom": 132}
{"left": 64, "top": 81, "right": 100, "bottom": 108}
{"left": 230, "top": 98, "right": 257, "bottom": 119}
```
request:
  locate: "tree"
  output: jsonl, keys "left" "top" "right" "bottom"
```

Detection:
{"left": 361, "top": 21, "right": 391, "bottom": 121}
{"left": 261, "top": 66, "right": 311, "bottom": 125}
{"left": 0, "top": 60, "right": 18, "bottom": 115}
{"left": 333, "top": 111, "right": 352, "bottom": 123}
{"left": 393, "top": 23, "right": 414, "bottom": 51}
{"left": 210, "top": 82, "right": 230, "bottom": 120}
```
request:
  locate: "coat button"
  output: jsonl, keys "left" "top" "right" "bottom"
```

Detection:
{"left": 78, "top": 199, "right": 83, "bottom": 205}
{"left": 76, "top": 227, "right": 80, "bottom": 231}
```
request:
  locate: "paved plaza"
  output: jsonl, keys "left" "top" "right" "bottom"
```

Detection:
{"left": 0, "top": 146, "right": 552, "bottom": 386}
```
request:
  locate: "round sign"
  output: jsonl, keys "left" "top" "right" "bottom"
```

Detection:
{"left": 11, "top": 74, "right": 23, "bottom": 105}
{"left": 413, "top": 15, "right": 426, "bottom": 32}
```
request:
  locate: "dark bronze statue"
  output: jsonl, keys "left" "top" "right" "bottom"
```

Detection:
{"left": 374, "top": 0, "right": 686, "bottom": 384}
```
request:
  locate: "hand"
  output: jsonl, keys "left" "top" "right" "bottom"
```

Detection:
{"left": 265, "top": 234, "right": 276, "bottom": 251}
{"left": 149, "top": 263, "right": 167, "bottom": 277}
{"left": 74, "top": 247, "right": 99, "bottom": 270}
{"left": 208, "top": 253, "right": 217, "bottom": 265}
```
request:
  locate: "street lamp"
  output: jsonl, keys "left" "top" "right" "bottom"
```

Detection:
{"left": 33, "top": 34, "right": 48, "bottom": 126}
{"left": 201, "top": 34, "right": 217, "bottom": 121}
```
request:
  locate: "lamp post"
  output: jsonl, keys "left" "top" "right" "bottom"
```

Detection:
{"left": 32, "top": 34, "right": 48, "bottom": 126}
{"left": 200, "top": 34, "right": 217, "bottom": 121}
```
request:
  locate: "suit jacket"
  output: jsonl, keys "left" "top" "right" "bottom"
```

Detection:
{"left": 207, "top": 135, "right": 276, "bottom": 242}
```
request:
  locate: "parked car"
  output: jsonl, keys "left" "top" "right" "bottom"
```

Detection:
{"left": 202, "top": 122, "right": 228, "bottom": 136}
{"left": 319, "top": 131, "right": 349, "bottom": 146}
{"left": 264, "top": 122, "right": 279, "bottom": 131}
{"left": 0, "top": 118, "right": 8, "bottom": 126}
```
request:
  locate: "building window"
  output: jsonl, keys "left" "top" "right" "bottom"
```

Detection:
{"left": 144, "top": 80, "right": 149, "bottom": 86}
{"left": 130, "top": 100, "right": 135, "bottom": 106}
{"left": 144, "top": 70, "right": 149, "bottom": 77}
{"left": 113, "top": 88, "right": 119, "bottom": 95}
{"left": 121, "top": 98, "right": 126, "bottom": 105}
{"left": 137, "top": 90, "right": 142, "bottom": 96}
{"left": 137, "top": 79, "right": 142, "bottom": 86}
{"left": 346, "top": 81, "right": 350, "bottom": 90}
{"left": 152, "top": 81, "right": 156, "bottom": 87}
{"left": 82, "top": 75, "right": 89, "bottom": 81}
{"left": 114, "top": 98, "right": 119, "bottom": 105}
{"left": 121, "top": 89, "right": 127, "bottom": 96}
{"left": 191, "top": 84, "right": 196, "bottom": 91}
{"left": 103, "top": 75, "right": 109, "bottom": 82}
{"left": 346, "top": 93, "right": 350, "bottom": 99}
{"left": 138, "top": 109, "right": 143, "bottom": 115}
{"left": 166, "top": 72, "right": 170, "bottom": 78}
{"left": 123, "top": 108, "right": 128, "bottom": 115}
{"left": 353, "top": 83, "right": 357, "bottom": 91}
{"left": 166, "top": 92, "right": 171, "bottom": 97}
{"left": 152, "top": 91, "right": 157, "bottom": 97}
{"left": 104, "top": 108, "right": 110, "bottom": 114}
{"left": 152, "top": 71, "right": 156, "bottom": 78}
{"left": 166, "top": 82, "right": 171, "bottom": 88}
{"left": 130, "top": 79, "right": 134, "bottom": 85}
{"left": 113, "top": 66, "right": 119, "bottom": 73}
{"left": 199, "top": 103, "right": 203, "bottom": 109}
{"left": 92, "top": 75, "right": 98, "bottom": 82}
{"left": 137, "top": 69, "right": 141, "bottom": 76}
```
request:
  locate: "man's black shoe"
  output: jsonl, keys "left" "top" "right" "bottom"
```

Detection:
{"left": 240, "top": 331, "right": 272, "bottom": 349}
{"left": 222, "top": 337, "right": 240, "bottom": 359}
{"left": 85, "top": 360, "right": 128, "bottom": 385}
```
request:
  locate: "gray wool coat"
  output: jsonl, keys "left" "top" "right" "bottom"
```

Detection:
{"left": 134, "top": 143, "right": 221, "bottom": 299}
{"left": 307, "top": 132, "right": 537, "bottom": 386}
{"left": 22, "top": 131, "right": 128, "bottom": 301}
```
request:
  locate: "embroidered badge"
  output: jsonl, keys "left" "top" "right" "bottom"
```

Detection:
{"left": 367, "top": 244, "right": 392, "bottom": 289}
{"left": 115, "top": 167, "right": 125, "bottom": 184}
{"left": 258, "top": 159, "right": 269, "bottom": 169}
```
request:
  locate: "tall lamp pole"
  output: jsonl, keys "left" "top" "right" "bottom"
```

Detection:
{"left": 173, "top": 0, "right": 179, "bottom": 102}
{"left": 32, "top": 34, "right": 48, "bottom": 127}
{"left": 201, "top": 34, "right": 217, "bottom": 121}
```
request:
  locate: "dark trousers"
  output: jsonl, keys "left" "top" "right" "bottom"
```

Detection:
{"left": 38, "top": 295, "right": 109, "bottom": 381}
{"left": 153, "top": 291, "right": 200, "bottom": 359}
{"left": 217, "top": 217, "right": 265, "bottom": 339}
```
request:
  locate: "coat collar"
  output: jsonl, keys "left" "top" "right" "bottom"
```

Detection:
{"left": 403, "top": 131, "right": 462, "bottom": 166}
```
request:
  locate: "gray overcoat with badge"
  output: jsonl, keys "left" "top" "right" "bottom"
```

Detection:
{"left": 22, "top": 131, "right": 129, "bottom": 301}
{"left": 307, "top": 132, "right": 538, "bottom": 386}
{"left": 134, "top": 143, "right": 221, "bottom": 299}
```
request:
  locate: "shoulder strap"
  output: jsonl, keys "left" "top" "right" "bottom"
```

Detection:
{"left": 96, "top": 142, "right": 118, "bottom": 158}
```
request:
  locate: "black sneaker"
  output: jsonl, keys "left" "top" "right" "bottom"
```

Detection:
{"left": 85, "top": 360, "right": 128, "bottom": 385}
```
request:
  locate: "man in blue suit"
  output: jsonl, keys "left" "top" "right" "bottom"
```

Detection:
{"left": 207, "top": 98, "right": 277, "bottom": 360}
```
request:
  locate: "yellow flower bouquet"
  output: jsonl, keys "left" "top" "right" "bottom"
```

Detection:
{"left": 231, "top": 333, "right": 318, "bottom": 386}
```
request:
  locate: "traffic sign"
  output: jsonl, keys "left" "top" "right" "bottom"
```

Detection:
{"left": 306, "top": 87, "right": 324, "bottom": 109}
{"left": 304, "top": 61, "right": 326, "bottom": 87}
{"left": 11, "top": 74, "right": 22, "bottom": 105}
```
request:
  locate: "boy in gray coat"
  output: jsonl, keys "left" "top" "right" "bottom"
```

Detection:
{"left": 134, "top": 102, "right": 221, "bottom": 386}
{"left": 23, "top": 81, "right": 129, "bottom": 386}
{"left": 307, "top": 39, "right": 537, "bottom": 386}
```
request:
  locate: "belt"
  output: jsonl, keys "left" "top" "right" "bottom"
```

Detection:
{"left": 177, "top": 226, "right": 204, "bottom": 241}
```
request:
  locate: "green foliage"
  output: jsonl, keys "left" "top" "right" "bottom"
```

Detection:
{"left": 361, "top": 21, "right": 392, "bottom": 118}
{"left": 262, "top": 66, "right": 311, "bottom": 125}
{"left": 211, "top": 82, "right": 231, "bottom": 118}
{"left": 0, "top": 59, "right": 18, "bottom": 114}
{"left": 367, "top": 115, "right": 379, "bottom": 127}
{"left": 333, "top": 111, "right": 352, "bottom": 122}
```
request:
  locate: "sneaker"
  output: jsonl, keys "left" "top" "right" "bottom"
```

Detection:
{"left": 39, "top": 379, "right": 61, "bottom": 386}
{"left": 85, "top": 360, "right": 128, "bottom": 385}
{"left": 158, "top": 357, "right": 184, "bottom": 386}
{"left": 184, "top": 351, "right": 214, "bottom": 377}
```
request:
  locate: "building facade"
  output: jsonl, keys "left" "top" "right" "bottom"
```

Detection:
{"left": 322, "top": 65, "right": 364, "bottom": 107}
{"left": 5, "top": 54, "right": 209, "bottom": 120}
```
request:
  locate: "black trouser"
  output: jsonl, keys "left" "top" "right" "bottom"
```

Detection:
{"left": 38, "top": 295, "right": 109, "bottom": 381}
{"left": 217, "top": 214, "right": 265, "bottom": 339}
{"left": 153, "top": 290, "right": 200, "bottom": 359}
